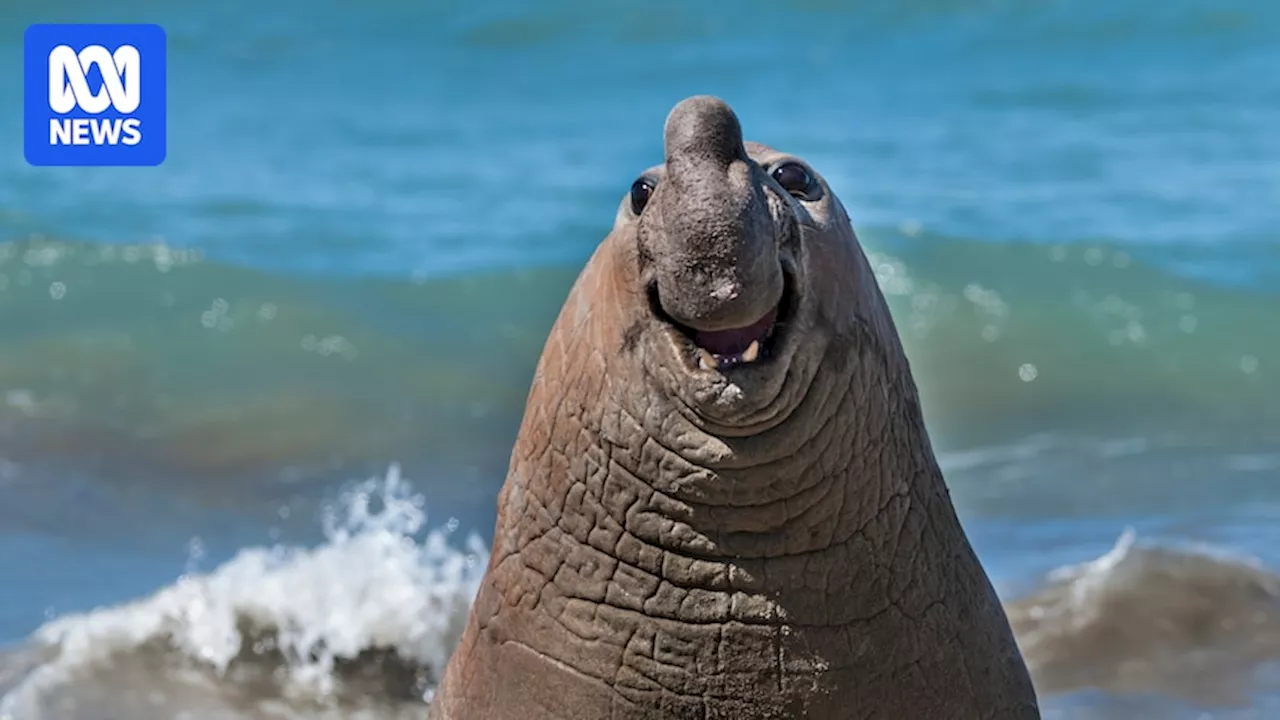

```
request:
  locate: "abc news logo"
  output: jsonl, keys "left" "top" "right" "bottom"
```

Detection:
{"left": 23, "top": 24, "right": 167, "bottom": 167}
{"left": 48, "top": 44, "right": 144, "bottom": 147}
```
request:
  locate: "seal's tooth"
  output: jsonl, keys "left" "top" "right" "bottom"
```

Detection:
{"left": 742, "top": 340, "right": 760, "bottom": 363}
{"left": 698, "top": 348, "right": 720, "bottom": 370}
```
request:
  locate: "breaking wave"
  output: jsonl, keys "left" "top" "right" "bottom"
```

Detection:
{"left": 0, "top": 465, "right": 488, "bottom": 720}
{"left": 1010, "top": 529, "right": 1280, "bottom": 718}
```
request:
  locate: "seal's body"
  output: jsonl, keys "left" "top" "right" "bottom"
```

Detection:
{"left": 430, "top": 96, "right": 1040, "bottom": 720}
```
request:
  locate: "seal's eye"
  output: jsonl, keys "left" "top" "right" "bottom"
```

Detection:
{"left": 629, "top": 178, "right": 655, "bottom": 215}
{"left": 771, "top": 162, "right": 816, "bottom": 200}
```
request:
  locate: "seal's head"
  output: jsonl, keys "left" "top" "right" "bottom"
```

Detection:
{"left": 608, "top": 95, "right": 895, "bottom": 428}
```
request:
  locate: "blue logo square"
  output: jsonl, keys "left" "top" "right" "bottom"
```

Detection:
{"left": 23, "top": 23, "right": 167, "bottom": 167}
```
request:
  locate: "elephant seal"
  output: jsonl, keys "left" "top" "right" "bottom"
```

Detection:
{"left": 430, "top": 96, "right": 1040, "bottom": 719}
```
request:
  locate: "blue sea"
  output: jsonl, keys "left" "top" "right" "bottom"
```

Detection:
{"left": 1, "top": 1, "right": 1278, "bottom": 718}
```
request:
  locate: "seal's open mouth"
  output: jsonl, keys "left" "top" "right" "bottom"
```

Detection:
{"left": 648, "top": 269, "right": 796, "bottom": 371}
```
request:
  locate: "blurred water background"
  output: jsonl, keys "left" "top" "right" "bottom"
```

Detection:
{"left": 0, "top": 1, "right": 1278, "bottom": 718}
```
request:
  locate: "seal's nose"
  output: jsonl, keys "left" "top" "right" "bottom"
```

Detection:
{"left": 645, "top": 96, "right": 785, "bottom": 334}
{"left": 663, "top": 95, "right": 749, "bottom": 169}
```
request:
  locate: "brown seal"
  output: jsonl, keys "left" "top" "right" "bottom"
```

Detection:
{"left": 429, "top": 95, "right": 1041, "bottom": 719}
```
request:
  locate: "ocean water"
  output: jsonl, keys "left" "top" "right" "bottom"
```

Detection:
{"left": 0, "top": 0, "right": 1278, "bottom": 717}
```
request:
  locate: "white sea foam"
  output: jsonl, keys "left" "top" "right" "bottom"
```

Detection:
{"left": 0, "top": 464, "right": 488, "bottom": 720}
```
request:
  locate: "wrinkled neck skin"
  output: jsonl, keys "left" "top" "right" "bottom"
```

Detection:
{"left": 443, "top": 217, "right": 1017, "bottom": 717}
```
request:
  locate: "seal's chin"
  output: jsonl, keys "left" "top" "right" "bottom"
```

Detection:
{"left": 647, "top": 267, "right": 797, "bottom": 373}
